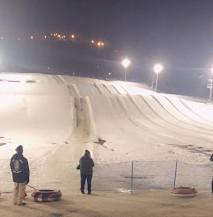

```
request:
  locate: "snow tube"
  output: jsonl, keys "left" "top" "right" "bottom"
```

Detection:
{"left": 31, "top": 190, "right": 62, "bottom": 202}
{"left": 171, "top": 187, "right": 197, "bottom": 197}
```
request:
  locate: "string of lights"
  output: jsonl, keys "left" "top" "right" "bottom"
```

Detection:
{"left": 0, "top": 32, "right": 107, "bottom": 49}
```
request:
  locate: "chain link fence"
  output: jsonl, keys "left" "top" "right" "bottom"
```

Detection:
{"left": 93, "top": 160, "right": 212, "bottom": 193}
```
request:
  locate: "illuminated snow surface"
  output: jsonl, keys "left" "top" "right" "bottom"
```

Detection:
{"left": 0, "top": 72, "right": 213, "bottom": 193}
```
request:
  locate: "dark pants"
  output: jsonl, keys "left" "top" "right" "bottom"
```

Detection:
{"left": 81, "top": 173, "right": 92, "bottom": 193}
{"left": 212, "top": 179, "right": 213, "bottom": 193}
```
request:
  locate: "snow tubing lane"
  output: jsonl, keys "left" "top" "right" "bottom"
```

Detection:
{"left": 171, "top": 187, "right": 197, "bottom": 197}
{"left": 31, "top": 190, "right": 62, "bottom": 202}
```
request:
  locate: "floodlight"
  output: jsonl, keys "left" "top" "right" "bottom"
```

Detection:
{"left": 153, "top": 64, "right": 163, "bottom": 74}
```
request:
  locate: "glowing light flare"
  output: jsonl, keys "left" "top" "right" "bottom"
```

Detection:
{"left": 122, "top": 58, "right": 131, "bottom": 68}
{"left": 71, "top": 34, "right": 75, "bottom": 39}
{"left": 57, "top": 35, "right": 63, "bottom": 40}
{"left": 30, "top": 36, "right": 34, "bottom": 40}
{"left": 153, "top": 64, "right": 163, "bottom": 74}
{"left": 97, "top": 41, "right": 105, "bottom": 47}
{"left": 91, "top": 40, "right": 94, "bottom": 44}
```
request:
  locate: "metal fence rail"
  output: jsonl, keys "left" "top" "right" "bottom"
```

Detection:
{"left": 93, "top": 160, "right": 212, "bottom": 193}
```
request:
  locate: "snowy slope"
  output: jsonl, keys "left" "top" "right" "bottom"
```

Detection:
{"left": 0, "top": 72, "right": 213, "bottom": 193}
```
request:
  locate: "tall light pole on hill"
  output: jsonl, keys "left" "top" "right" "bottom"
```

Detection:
{"left": 207, "top": 67, "right": 213, "bottom": 103}
{"left": 121, "top": 58, "right": 131, "bottom": 81}
{"left": 208, "top": 79, "right": 213, "bottom": 103}
{"left": 153, "top": 63, "right": 163, "bottom": 92}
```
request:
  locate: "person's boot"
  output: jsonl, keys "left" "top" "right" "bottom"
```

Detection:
{"left": 80, "top": 188, "right": 85, "bottom": 194}
{"left": 88, "top": 190, "right": 91, "bottom": 195}
{"left": 17, "top": 202, "right": 26, "bottom": 206}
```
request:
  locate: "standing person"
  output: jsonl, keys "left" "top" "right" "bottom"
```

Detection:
{"left": 210, "top": 154, "right": 213, "bottom": 193}
{"left": 79, "top": 150, "right": 94, "bottom": 195}
{"left": 10, "top": 145, "right": 29, "bottom": 205}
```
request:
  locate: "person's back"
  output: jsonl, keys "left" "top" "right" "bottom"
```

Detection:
{"left": 78, "top": 150, "right": 94, "bottom": 194}
{"left": 10, "top": 145, "right": 29, "bottom": 206}
{"left": 10, "top": 153, "right": 29, "bottom": 184}
{"left": 80, "top": 155, "right": 94, "bottom": 175}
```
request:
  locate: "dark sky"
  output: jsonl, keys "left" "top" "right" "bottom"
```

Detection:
{"left": 1, "top": 0, "right": 213, "bottom": 66}
{"left": 1, "top": 0, "right": 213, "bottom": 97}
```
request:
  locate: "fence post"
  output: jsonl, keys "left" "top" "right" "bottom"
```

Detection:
{"left": 173, "top": 159, "right": 178, "bottom": 188}
{"left": 131, "top": 160, "right": 134, "bottom": 194}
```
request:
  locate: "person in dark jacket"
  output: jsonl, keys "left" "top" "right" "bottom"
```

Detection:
{"left": 78, "top": 150, "right": 94, "bottom": 194}
{"left": 10, "top": 145, "right": 29, "bottom": 205}
{"left": 210, "top": 154, "right": 213, "bottom": 193}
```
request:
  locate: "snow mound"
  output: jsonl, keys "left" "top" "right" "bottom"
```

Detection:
{"left": 0, "top": 72, "right": 213, "bottom": 192}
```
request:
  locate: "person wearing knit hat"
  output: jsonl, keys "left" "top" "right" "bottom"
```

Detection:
{"left": 78, "top": 150, "right": 94, "bottom": 194}
{"left": 10, "top": 145, "right": 30, "bottom": 206}
{"left": 85, "top": 150, "right": 90, "bottom": 155}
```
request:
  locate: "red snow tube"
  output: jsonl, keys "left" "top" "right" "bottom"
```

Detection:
{"left": 171, "top": 187, "right": 197, "bottom": 197}
{"left": 31, "top": 189, "right": 62, "bottom": 202}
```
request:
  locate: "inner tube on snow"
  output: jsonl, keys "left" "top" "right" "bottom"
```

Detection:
{"left": 31, "top": 189, "right": 62, "bottom": 202}
{"left": 171, "top": 187, "right": 197, "bottom": 197}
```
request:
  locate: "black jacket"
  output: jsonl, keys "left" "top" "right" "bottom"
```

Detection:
{"left": 10, "top": 154, "right": 30, "bottom": 183}
{"left": 79, "top": 155, "right": 94, "bottom": 175}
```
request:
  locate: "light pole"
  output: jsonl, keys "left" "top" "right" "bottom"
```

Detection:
{"left": 207, "top": 67, "right": 213, "bottom": 103}
{"left": 153, "top": 63, "right": 163, "bottom": 92}
{"left": 207, "top": 79, "right": 213, "bottom": 103}
{"left": 121, "top": 58, "right": 131, "bottom": 81}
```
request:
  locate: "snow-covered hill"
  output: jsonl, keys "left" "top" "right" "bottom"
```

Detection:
{"left": 0, "top": 72, "right": 213, "bottom": 193}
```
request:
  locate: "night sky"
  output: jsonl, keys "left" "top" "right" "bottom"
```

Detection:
{"left": 1, "top": 0, "right": 213, "bottom": 97}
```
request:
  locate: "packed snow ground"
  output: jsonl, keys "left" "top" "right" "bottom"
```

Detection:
{"left": 2, "top": 190, "right": 213, "bottom": 217}
{"left": 0, "top": 72, "right": 213, "bottom": 194}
